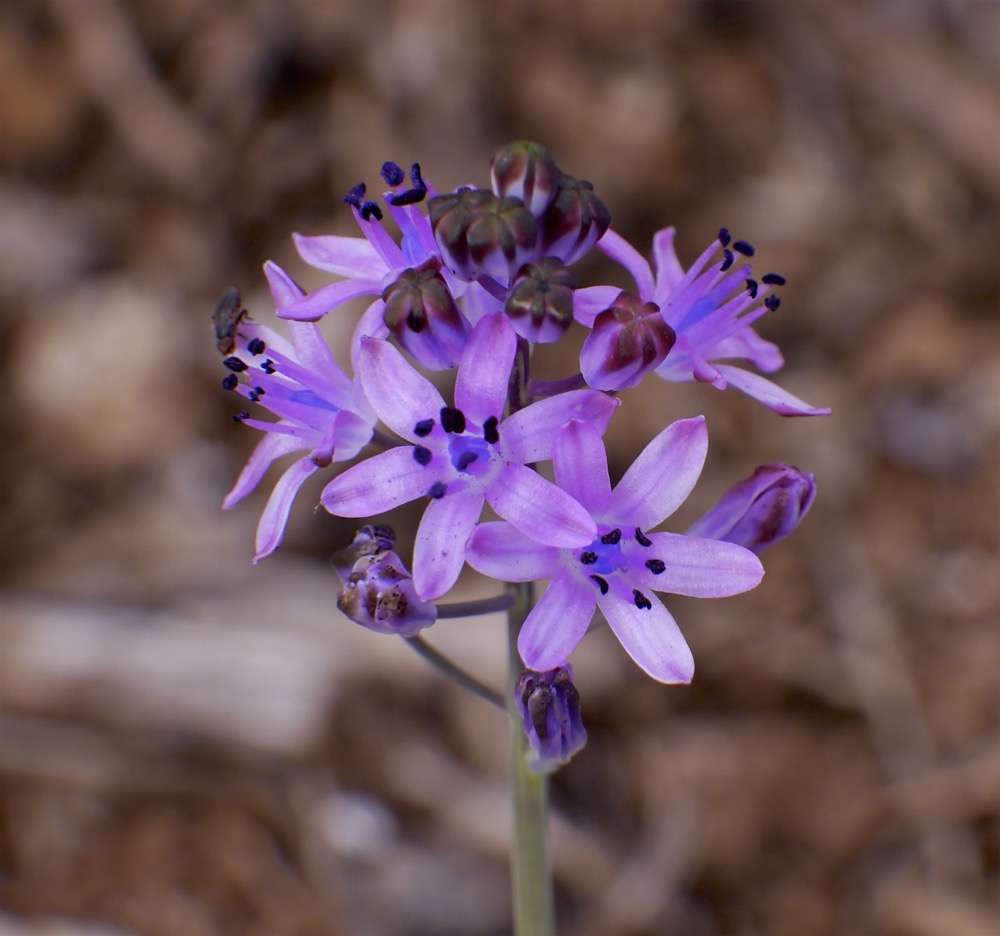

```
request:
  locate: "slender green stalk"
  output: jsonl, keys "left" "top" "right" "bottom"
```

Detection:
{"left": 507, "top": 580, "right": 555, "bottom": 936}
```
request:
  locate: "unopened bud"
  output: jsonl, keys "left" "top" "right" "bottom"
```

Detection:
{"left": 504, "top": 257, "right": 577, "bottom": 343}
{"left": 536, "top": 173, "right": 611, "bottom": 266}
{"left": 580, "top": 291, "right": 676, "bottom": 390}
{"left": 490, "top": 141, "right": 561, "bottom": 217}
{"left": 515, "top": 665, "right": 587, "bottom": 773}
{"left": 382, "top": 258, "right": 471, "bottom": 369}
{"left": 337, "top": 549, "right": 437, "bottom": 637}
{"left": 427, "top": 188, "right": 537, "bottom": 283}
{"left": 686, "top": 464, "right": 816, "bottom": 554}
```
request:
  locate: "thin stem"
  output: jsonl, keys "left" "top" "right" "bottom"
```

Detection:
{"left": 528, "top": 373, "right": 588, "bottom": 398}
{"left": 507, "top": 580, "right": 555, "bottom": 936}
{"left": 436, "top": 592, "right": 515, "bottom": 618}
{"left": 403, "top": 634, "right": 505, "bottom": 709}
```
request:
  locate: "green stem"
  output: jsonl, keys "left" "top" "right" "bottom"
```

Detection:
{"left": 507, "top": 580, "right": 555, "bottom": 936}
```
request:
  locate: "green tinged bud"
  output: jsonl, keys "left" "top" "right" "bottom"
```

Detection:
{"left": 490, "top": 141, "right": 561, "bottom": 217}
{"left": 538, "top": 174, "right": 612, "bottom": 266}
{"left": 504, "top": 257, "right": 577, "bottom": 344}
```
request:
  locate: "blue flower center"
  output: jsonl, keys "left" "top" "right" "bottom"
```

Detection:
{"left": 578, "top": 528, "right": 624, "bottom": 576}
{"left": 447, "top": 433, "right": 491, "bottom": 475}
{"left": 290, "top": 389, "right": 338, "bottom": 412}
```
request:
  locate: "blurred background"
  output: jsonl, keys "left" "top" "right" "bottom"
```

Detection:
{"left": 2, "top": 1, "right": 998, "bottom": 934}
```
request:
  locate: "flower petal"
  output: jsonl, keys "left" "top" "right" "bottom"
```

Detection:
{"left": 596, "top": 229, "right": 655, "bottom": 299}
{"left": 466, "top": 522, "right": 563, "bottom": 582}
{"left": 454, "top": 312, "right": 515, "bottom": 424}
{"left": 629, "top": 533, "right": 764, "bottom": 596}
{"left": 413, "top": 487, "right": 484, "bottom": 599}
{"left": 253, "top": 457, "right": 319, "bottom": 561}
{"left": 278, "top": 278, "right": 382, "bottom": 321}
{"left": 599, "top": 580, "right": 694, "bottom": 683}
{"left": 611, "top": 416, "right": 708, "bottom": 529}
{"left": 486, "top": 463, "right": 596, "bottom": 547}
{"left": 573, "top": 285, "right": 624, "bottom": 328}
{"left": 223, "top": 430, "right": 304, "bottom": 508}
{"left": 714, "top": 365, "right": 830, "bottom": 417}
{"left": 552, "top": 420, "right": 612, "bottom": 516}
{"left": 357, "top": 337, "right": 445, "bottom": 440}
{"left": 517, "top": 570, "right": 596, "bottom": 671}
{"left": 292, "top": 232, "right": 386, "bottom": 279}
{"left": 501, "top": 390, "right": 619, "bottom": 465}
{"left": 321, "top": 447, "right": 433, "bottom": 516}
{"left": 651, "top": 226, "right": 685, "bottom": 296}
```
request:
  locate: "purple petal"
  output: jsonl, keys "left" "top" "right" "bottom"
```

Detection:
{"left": 321, "top": 447, "right": 433, "bottom": 516}
{"left": 599, "top": 579, "right": 694, "bottom": 683}
{"left": 292, "top": 233, "right": 386, "bottom": 279}
{"left": 263, "top": 260, "right": 304, "bottom": 307}
{"left": 357, "top": 337, "right": 445, "bottom": 440}
{"left": 454, "top": 312, "right": 515, "bottom": 424}
{"left": 596, "top": 229, "right": 655, "bottom": 299}
{"left": 486, "top": 463, "right": 596, "bottom": 547}
{"left": 517, "top": 570, "right": 596, "bottom": 671}
{"left": 223, "top": 431, "right": 304, "bottom": 508}
{"left": 651, "top": 226, "right": 685, "bottom": 296}
{"left": 413, "top": 487, "right": 484, "bottom": 599}
{"left": 466, "top": 522, "right": 563, "bottom": 582}
{"left": 253, "top": 457, "right": 319, "bottom": 561}
{"left": 351, "top": 300, "right": 390, "bottom": 373}
{"left": 501, "top": 390, "right": 619, "bottom": 465}
{"left": 713, "top": 365, "right": 830, "bottom": 416}
{"left": 611, "top": 416, "right": 708, "bottom": 529}
{"left": 629, "top": 533, "right": 764, "bottom": 596}
{"left": 573, "top": 285, "right": 624, "bottom": 328}
{"left": 552, "top": 420, "right": 612, "bottom": 516}
{"left": 278, "top": 278, "right": 382, "bottom": 321}
{"left": 712, "top": 330, "right": 784, "bottom": 375}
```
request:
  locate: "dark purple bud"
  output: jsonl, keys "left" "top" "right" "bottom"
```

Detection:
{"left": 580, "top": 290, "right": 676, "bottom": 391}
{"left": 515, "top": 665, "right": 587, "bottom": 773}
{"left": 686, "top": 464, "right": 816, "bottom": 555}
{"left": 536, "top": 173, "right": 612, "bottom": 266}
{"left": 504, "top": 257, "right": 577, "bottom": 343}
{"left": 427, "top": 188, "right": 538, "bottom": 282}
{"left": 490, "top": 141, "right": 562, "bottom": 217}
{"left": 382, "top": 258, "right": 471, "bottom": 370}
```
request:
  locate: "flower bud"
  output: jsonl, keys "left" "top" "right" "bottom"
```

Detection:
{"left": 427, "top": 188, "right": 537, "bottom": 283}
{"left": 580, "top": 291, "right": 676, "bottom": 390}
{"left": 382, "top": 258, "right": 471, "bottom": 369}
{"left": 331, "top": 525, "right": 397, "bottom": 579}
{"left": 686, "top": 464, "right": 816, "bottom": 554}
{"left": 504, "top": 257, "right": 577, "bottom": 343}
{"left": 536, "top": 173, "right": 611, "bottom": 266}
{"left": 490, "top": 141, "right": 561, "bottom": 217}
{"left": 515, "top": 665, "right": 587, "bottom": 773}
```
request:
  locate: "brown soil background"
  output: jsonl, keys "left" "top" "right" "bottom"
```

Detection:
{"left": 2, "top": 2, "right": 998, "bottom": 934}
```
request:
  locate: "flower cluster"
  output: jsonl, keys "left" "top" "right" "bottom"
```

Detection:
{"left": 217, "top": 142, "right": 824, "bottom": 770}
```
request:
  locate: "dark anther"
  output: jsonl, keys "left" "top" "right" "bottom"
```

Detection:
{"left": 482, "top": 416, "right": 500, "bottom": 445}
{"left": 762, "top": 273, "right": 786, "bottom": 286}
{"left": 746, "top": 278, "right": 759, "bottom": 299}
{"left": 261, "top": 360, "right": 276, "bottom": 374}
{"left": 645, "top": 559, "right": 666, "bottom": 575}
{"left": 601, "top": 528, "right": 622, "bottom": 545}
{"left": 232, "top": 410, "right": 250, "bottom": 423}
{"left": 590, "top": 575, "right": 609, "bottom": 595}
{"left": 456, "top": 451, "right": 479, "bottom": 471}
{"left": 718, "top": 227, "right": 731, "bottom": 247}
{"left": 633, "top": 590, "right": 652, "bottom": 610}
{"left": 389, "top": 187, "right": 427, "bottom": 206}
{"left": 254, "top": 386, "right": 265, "bottom": 396}
{"left": 343, "top": 182, "right": 366, "bottom": 208}
{"left": 247, "top": 337, "right": 266, "bottom": 355}
{"left": 223, "top": 356, "right": 248, "bottom": 372}
{"left": 414, "top": 418, "right": 435, "bottom": 437}
{"left": 720, "top": 249, "right": 735, "bottom": 272}
{"left": 220, "top": 374, "right": 238, "bottom": 391}
{"left": 733, "top": 239, "right": 755, "bottom": 257}
{"left": 410, "top": 163, "right": 425, "bottom": 189}
{"left": 248, "top": 388, "right": 261, "bottom": 402}
{"left": 440, "top": 407, "right": 466, "bottom": 434}
{"left": 413, "top": 445, "right": 432, "bottom": 466}
{"left": 381, "top": 162, "right": 405, "bottom": 186}
{"left": 579, "top": 551, "right": 597, "bottom": 565}
{"left": 428, "top": 480, "right": 447, "bottom": 500}
{"left": 634, "top": 527, "right": 652, "bottom": 547}
{"left": 359, "top": 201, "right": 383, "bottom": 222}
{"left": 764, "top": 295, "right": 781, "bottom": 311}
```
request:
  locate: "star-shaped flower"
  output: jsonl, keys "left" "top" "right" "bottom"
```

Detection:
{"left": 466, "top": 416, "right": 764, "bottom": 682}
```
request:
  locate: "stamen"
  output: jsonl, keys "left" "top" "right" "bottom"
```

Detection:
{"left": 456, "top": 451, "right": 479, "bottom": 471}
{"left": 223, "top": 356, "right": 248, "bottom": 372}
{"left": 410, "top": 163, "right": 426, "bottom": 190}
{"left": 359, "top": 201, "right": 383, "bottom": 222}
{"left": 733, "top": 239, "right": 755, "bottom": 257}
{"left": 601, "top": 528, "right": 622, "bottom": 545}
{"left": 720, "top": 249, "right": 735, "bottom": 272}
{"left": 247, "top": 337, "right": 266, "bottom": 355}
{"left": 482, "top": 416, "right": 500, "bottom": 445}
{"left": 590, "top": 575, "right": 609, "bottom": 595}
{"left": 645, "top": 559, "right": 666, "bottom": 574}
{"left": 579, "top": 551, "right": 597, "bottom": 565}
{"left": 761, "top": 273, "right": 786, "bottom": 286}
{"left": 389, "top": 188, "right": 427, "bottom": 206}
{"left": 633, "top": 590, "right": 652, "bottom": 610}
{"left": 220, "top": 374, "right": 238, "bottom": 391}
{"left": 343, "top": 182, "right": 366, "bottom": 209}
{"left": 414, "top": 418, "right": 435, "bottom": 437}
{"left": 261, "top": 360, "right": 276, "bottom": 374}
{"left": 381, "top": 161, "right": 405, "bottom": 186}
{"left": 718, "top": 227, "right": 731, "bottom": 247}
{"left": 764, "top": 295, "right": 781, "bottom": 311}
{"left": 428, "top": 481, "right": 447, "bottom": 499}
{"left": 440, "top": 407, "right": 466, "bottom": 434}
{"left": 413, "top": 445, "right": 432, "bottom": 466}
{"left": 746, "top": 278, "right": 759, "bottom": 299}
{"left": 232, "top": 410, "right": 250, "bottom": 423}
{"left": 634, "top": 528, "right": 652, "bottom": 547}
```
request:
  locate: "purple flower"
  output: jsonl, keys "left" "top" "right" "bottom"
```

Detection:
{"left": 686, "top": 463, "right": 816, "bottom": 554}
{"left": 321, "top": 312, "right": 620, "bottom": 600}
{"left": 466, "top": 417, "right": 764, "bottom": 683}
{"left": 221, "top": 262, "right": 376, "bottom": 561}
{"left": 592, "top": 226, "right": 829, "bottom": 416}
{"left": 516, "top": 665, "right": 587, "bottom": 772}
